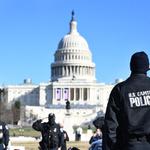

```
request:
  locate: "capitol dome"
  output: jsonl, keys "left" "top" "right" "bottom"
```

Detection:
{"left": 57, "top": 22, "right": 89, "bottom": 51}
{"left": 57, "top": 11, "right": 90, "bottom": 53}
{"left": 58, "top": 33, "right": 89, "bottom": 50}
{"left": 51, "top": 11, "right": 96, "bottom": 82}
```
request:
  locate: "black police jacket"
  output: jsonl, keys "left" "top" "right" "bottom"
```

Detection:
{"left": 61, "top": 130, "right": 69, "bottom": 150}
{"left": 103, "top": 74, "right": 150, "bottom": 150}
{"left": 32, "top": 120, "right": 64, "bottom": 149}
{"left": 0, "top": 121, "right": 9, "bottom": 147}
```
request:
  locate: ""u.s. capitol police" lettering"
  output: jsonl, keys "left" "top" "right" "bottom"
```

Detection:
{"left": 128, "top": 90, "right": 150, "bottom": 108}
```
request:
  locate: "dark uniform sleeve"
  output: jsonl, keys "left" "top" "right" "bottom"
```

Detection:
{"left": 3, "top": 123, "right": 9, "bottom": 147}
{"left": 58, "top": 126, "right": 64, "bottom": 148}
{"left": 89, "top": 136, "right": 94, "bottom": 144}
{"left": 65, "top": 131, "right": 69, "bottom": 141}
{"left": 102, "top": 85, "right": 121, "bottom": 150}
{"left": 32, "top": 119, "right": 43, "bottom": 131}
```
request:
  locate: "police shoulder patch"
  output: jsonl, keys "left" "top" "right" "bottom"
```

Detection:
{"left": 60, "top": 128, "right": 63, "bottom": 132}
{"left": 5, "top": 125, "right": 8, "bottom": 130}
{"left": 54, "top": 128, "right": 57, "bottom": 132}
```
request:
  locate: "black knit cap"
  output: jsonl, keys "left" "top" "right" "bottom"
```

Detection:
{"left": 130, "top": 51, "right": 149, "bottom": 73}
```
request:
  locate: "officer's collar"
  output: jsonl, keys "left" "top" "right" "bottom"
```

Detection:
{"left": 130, "top": 73, "right": 147, "bottom": 77}
{"left": 48, "top": 122, "right": 56, "bottom": 126}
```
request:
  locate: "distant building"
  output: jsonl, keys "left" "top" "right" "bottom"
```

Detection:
{"left": 1, "top": 12, "right": 116, "bottom": 127}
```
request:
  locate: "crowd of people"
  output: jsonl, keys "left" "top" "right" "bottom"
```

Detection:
{"left": 1, "top": 51, "right": 150, "bottom": 150}
{"left": 32, "top": 112, "right": 104, "bottom": 150}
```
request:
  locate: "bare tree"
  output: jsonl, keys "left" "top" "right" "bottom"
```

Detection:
{"left": 0, "top": 89, "right": 5, "bottom": 121}
{"left": 12, "top": 101, "right": 21, "bottom": 124}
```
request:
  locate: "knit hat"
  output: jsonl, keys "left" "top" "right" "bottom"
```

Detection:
{"left": 130, "top": 51, "right": 149, "bottom": 73}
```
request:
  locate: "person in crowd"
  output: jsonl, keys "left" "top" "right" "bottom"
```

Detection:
{"left": 32, "top": 113, "right": 64, "bottom": 150}
{"left": 75, "top": 127, "right": 82, "bottom": 141}
{"left": 59, "top": 123, "right": 69, "bottom": 150}
{"left": 0, "top": 121, "right": 9, "bottom": 150}
{"left": 89, "top": 128, "right": 102, "bottom": 150}
{"left": 103, "top": 51, "right": 150, "bottom": 150}
{"left": 89, "top": 128, "right": 102, "bottom": 144}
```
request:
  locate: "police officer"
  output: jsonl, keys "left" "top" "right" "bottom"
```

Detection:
{"left": 32, "top": 113, "right": 64, "bottom": 150}
{"left": 103, "top": 51, "right": 150, "bottom": 150}
{"left": 0, "top": 121, "right": 9, "bottom": 150}
{"left": 59, "top": 123, "right": 69, "bottom": 150}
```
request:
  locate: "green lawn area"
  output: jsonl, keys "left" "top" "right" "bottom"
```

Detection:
{"left": 10, "top": 126, "right": 95, "bottom": 137}
{"left": 10, "top": 127, "right": 91, "bottom": 150}
{"left": 12, "top": 141, "right": 90, "bottom": 150}
{"left": 10, "top": 127, "right": 40, "bottom": 137}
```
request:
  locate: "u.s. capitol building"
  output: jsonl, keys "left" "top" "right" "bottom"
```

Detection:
{"left": 1, "top": 12, "right": 120, "bottom": 127}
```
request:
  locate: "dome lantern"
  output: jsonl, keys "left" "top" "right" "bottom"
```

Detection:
{"left": 57, "top": 11, "right": 89, "bottom": 50}
{"left": 71, "top": 10, "right": 75, "bottom": 21}
{"left": 69, "top": 11, "right": 79, "bottom": 35}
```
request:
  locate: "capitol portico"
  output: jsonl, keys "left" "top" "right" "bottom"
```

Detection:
{"left": 1, "top": 12, "right": 116, "bottom": 129}
{"left": 50, "top": 11, "right": 99, "bottom": 106}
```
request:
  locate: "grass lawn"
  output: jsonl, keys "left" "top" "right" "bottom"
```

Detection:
{"left": 12, "top": 141, "right": 90, "bottom": 150}
{"left": 9, "top": 126, "right": 95, "bottom": 137}
{"left": 10, "top": 127, "right": 91, "bottom": 149}
{"left": 10, "top": 127, "right": 40, "bottom": 137}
